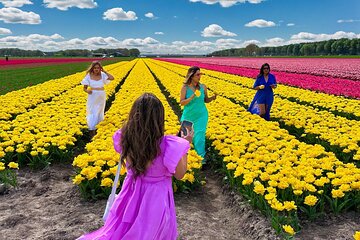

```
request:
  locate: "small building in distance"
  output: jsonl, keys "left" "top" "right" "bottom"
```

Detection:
{"left": 91, "top": 52, "right": 107, "bottom": 58}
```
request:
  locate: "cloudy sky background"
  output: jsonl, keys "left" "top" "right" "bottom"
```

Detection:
{"left": 0, "top": 0, "right": 359, "bottom": 54}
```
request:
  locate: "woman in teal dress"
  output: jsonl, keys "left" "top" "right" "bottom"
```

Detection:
{"left": 180, "top": 66, "right": 217, "bottom": 163}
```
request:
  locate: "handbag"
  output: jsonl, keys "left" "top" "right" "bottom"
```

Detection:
{"left": 102, "top": 158, "right": 122, "bottom": 222}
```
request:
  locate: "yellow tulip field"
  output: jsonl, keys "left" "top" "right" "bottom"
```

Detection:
{"left": 1, "top": 58, "right": 359, "bottom": 238}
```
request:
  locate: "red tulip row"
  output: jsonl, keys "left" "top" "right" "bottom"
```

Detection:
{"left": 0, "top": 57, "right": 105, "bottom": 68}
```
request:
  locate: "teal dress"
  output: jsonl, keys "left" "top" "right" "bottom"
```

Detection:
{"left": 181, "top": 84, "right": 208, "bottom": 158}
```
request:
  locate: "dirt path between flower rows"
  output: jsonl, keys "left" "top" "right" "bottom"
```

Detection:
{"left": 0, "top": 163, "right": 358, "bottom": 240}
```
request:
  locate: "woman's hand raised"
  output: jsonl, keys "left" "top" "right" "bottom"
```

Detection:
{"left": 181, "top": 127, "right": 194, "bottom": 143}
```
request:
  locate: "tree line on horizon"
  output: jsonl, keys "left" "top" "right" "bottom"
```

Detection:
{"left": 209, "top": 38, "right": 360, "bottom": 57}
{"left": 1, "top": 38, "right": 359, "bottom": 58}
{"left": 0, "top": 48, "right": 140, "bottom": 57}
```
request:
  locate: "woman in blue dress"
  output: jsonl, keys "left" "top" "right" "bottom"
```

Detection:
{"left": 248, "top": 63, "right": 277, "bottom": 121}
{"left": 180, "top": 66, "right": 217, "bottom": 163}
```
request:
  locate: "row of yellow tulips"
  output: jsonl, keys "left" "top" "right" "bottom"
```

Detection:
{"left": 0, "top": 61, "right": 136, "bottom": 168}
{"left": 152, "top": 60, "right": 360, "bottom": 163}
{"left": 72, "top": 59, "right": 202, "bottom": 199}
{"left": 0, "top": 62, "right": 129, "bottom": 121}
{"left": 146, "top": 59, "right": 360, "bottom": 236}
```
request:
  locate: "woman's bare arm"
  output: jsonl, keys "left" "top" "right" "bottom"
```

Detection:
{"left": 180, "top": 85, "right": 195, "bottom": 106}
{"left": 174, "top": 154, "right": 188, "bottom": 180}
{"left": 203, "top": 85, "right": 216, "bottom": 103}
{"left": 83, "top": 85, "right": 92, "bottom": 94}
{"left": 103, "top": 71, "right": 114, "bottom": 80}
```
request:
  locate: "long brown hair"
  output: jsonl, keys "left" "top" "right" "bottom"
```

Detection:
{"left": 184, "top": 66, "right": 200, "bottom": 89}
{"left": 86, "top": 61, "right": 102, "bottom": 74}
{"left": 120, "top": 93, "right": 165, "bottom": 177}
{"left": 258, "top": 63, "right": 270, "bottom": 77}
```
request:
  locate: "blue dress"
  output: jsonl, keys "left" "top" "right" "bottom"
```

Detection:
{"left": 248, "top": 73, "right": 276, "bottom": 121}
{"left": 180, "top": 84, "right": 208, "bottom": 158}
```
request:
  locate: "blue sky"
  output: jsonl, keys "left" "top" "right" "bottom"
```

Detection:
{"left": 0, "top": 0, "right": 359, "bottom": 54}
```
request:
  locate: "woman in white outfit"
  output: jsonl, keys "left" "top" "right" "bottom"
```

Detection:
{"left": 81, "top": 61, "right": 114, "bottom": 137}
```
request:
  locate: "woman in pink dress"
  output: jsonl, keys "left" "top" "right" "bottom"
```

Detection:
{"left": 77, "top": 93, "right": 193, "bottom": 240}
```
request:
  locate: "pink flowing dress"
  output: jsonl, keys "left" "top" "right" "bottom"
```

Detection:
{"left": 77, "top": 130, "right": 190, "bottom": 240}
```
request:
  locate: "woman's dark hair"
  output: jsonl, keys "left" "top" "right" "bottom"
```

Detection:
{"left": 184, "top": 66, "right": 201, "bottom": 89}
{"left": 120, "top": 93, "right": 165, "bottom": 177}
{"left": 258, "top": 63, "right": 270, "bottom": 77}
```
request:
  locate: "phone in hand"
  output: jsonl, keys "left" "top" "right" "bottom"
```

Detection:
{"left": 177, "top": 120, "right": 193, "bottom": 137}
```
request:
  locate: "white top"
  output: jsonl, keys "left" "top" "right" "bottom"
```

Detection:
{"left": 81, "top": 72, "right": 110, "bottom": 88}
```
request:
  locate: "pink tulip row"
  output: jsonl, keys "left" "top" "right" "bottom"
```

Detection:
{"left": 172, "top": 57, "right": 360, "bottom": 81}
{"left": 0, "top": 57, "right": 105, "bottom": 67}
{"left": 157, "top": 58, "right": 360, "bottom": 99}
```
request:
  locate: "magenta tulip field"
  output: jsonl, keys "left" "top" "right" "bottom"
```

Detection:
{"left": 158, "top": 58, "right": 360, "bottom": 99}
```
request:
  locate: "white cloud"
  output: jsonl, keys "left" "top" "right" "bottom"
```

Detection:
{"left": 105, "top": 37, "right": 120, "bottom": 44}
{"left": 145, "top": 12, "right": 157, "bottom": 19}
{"left": 245, "top": 19, "right": 276, "bottom": 28}
{"left": 122, "top": 37, "right": 159, "bottom": 47}
{"left": 0, "top": 34, "right": 124, "bottom": 51}
{"left": 215, "top": 38, "right": 240, "bottom": 49}
{"left": 0, "top": 33, "right": 255, "bottom": 54}
{"left": 0, "top": 27, "right": 11, "bottom": 34}
{"left": 27, "top": 33, "right": 64, "bottom": 41}
{"left": 242, "top": 39, "right": 261, "bottom": 47}
{"left": 84, "top": 37, "right": 119, "bottom": 46}
{"left": 0, "top": 0, "right": 32, "bottom": 7}
{"left": 264, "top": 37, "right": 285, "bottom": 46}
{"left": 43, "top": 40, "right": 60, "bottom": 46}
{"left": 155, "top": 32, "right": 164, "bottom": 35}
{"left": 0, "top": 36, "right": 20, "bottom": 42}
{"left": 0, "top": 34, "right": 213, "bottom": 54}
{"left": 50, "top": 33, "right": 64, "bottom": 40}
{"left": 174, "top": 40, "right": 213, "bottom": 53}
{"left": 201, "top": 24, "right": 237, "bottom": 37}
{"left": 190, "top": 0, "right": 264, "bottom": 8}
{"left": 287, "top": 23, "right": 295, "bottom": 27}
{"left": 43, "top": 0, "right": 97, "bottom": 11}
{"left": 215, "top": 38, "right": 240, "bottom": 45}
{"left": 0, "top": 35, "right": 48, "bottom": 49}
{"left": 289, "top": 31, "right": 360, "bottom": 43}
{"left": 67, "top": 38, "right": 84, "bottom": 45}
{"left": 103, "top": 8, "right": 137, "bottom": 21}
{"left": 146, "top": 39, "right": 246, "bottom": 54}
{"left": 1, "top": 30, "right": 359, "bottom": 55}
{"left": 337, "top": 19, "right": 360, "bottom": 23}
{"left": 0, "top": 7, "right": 41, "bottom": 24}
{"left": 172, "top": 41, "right": 186, "bottom": 45}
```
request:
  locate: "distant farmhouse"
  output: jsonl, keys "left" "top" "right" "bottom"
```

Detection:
{"left": 91, "top": 52, "right": 107, "bottom": 58}
{"left": 91, "top": 51, "right": 128, "bottom": 58}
